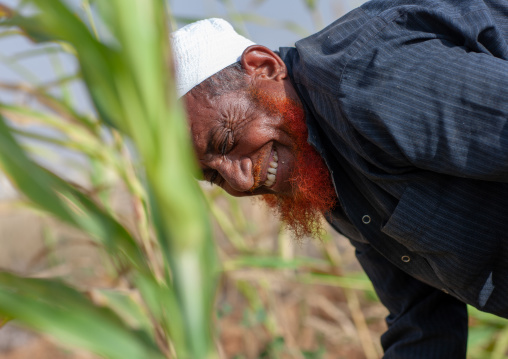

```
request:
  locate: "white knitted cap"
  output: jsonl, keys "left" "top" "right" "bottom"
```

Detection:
{"left": 171, "top": 18, "right": 255, "bottom": 98}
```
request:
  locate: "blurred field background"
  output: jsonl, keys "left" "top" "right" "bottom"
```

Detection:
{"left": 0, "top": 0, "right": 507, "bottom": 358}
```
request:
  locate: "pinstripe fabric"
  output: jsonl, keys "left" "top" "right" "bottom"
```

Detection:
{"left": 279, "top": 0, "right": 508, "bottom": 357}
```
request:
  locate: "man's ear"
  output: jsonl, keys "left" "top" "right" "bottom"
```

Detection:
{"left": 240, "top": 45, "right": 287, "bottom": 82}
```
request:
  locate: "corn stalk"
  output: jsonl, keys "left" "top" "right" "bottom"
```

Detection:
{"left": 0, "top": 1, "right": 218, "bottom": 358}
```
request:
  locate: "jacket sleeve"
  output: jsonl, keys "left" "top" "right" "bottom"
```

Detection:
{"left": 338, "top": 21, "right": 508, "bottom": 182}
{"left": 351, "top": 239, "right": 468, "bottom": 358}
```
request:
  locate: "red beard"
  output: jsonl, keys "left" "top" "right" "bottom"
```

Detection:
{"left": 250, "top": 89, "right": 337, "bottom": 239}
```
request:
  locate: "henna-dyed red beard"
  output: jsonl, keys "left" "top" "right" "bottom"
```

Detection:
{"left": 250, "top": 89, "right": 337, "bottom": 239}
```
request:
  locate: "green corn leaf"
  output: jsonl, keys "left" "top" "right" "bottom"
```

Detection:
{"left": 223, "top": 255, "right": 329, "bottom": 271}
{"left": 2, "top": 0, "right": 221, "bottom": 357}
{"left": 492, "top": 326, "right": 508, "bottom": 359}
{"left": 91, "top": 288, "right": 155, "bottom": 336}
{"left": 0, "top": 114, "right": 147, "bottom": 272}
{"left": 468, "top": 325, "right": 498, "bottom": 354}
{"left": 303, "top": 0, "right": 317, "bottom": 11}
{"left": 4, "top": 44, "right": 66, "bottom": 61}
{"left": 0, "top": 3, "right": 13, "bottom": 19}
{"left": 133, "top": 272, "right": 186, "bottom": 351}
{"left": 0, "top": 86, "right": 98, "bottom": 133}
{"left": 0, "top": 104, "right": 114, "bottom": 164}
{"left": 469, "top": 306, "right": 508, "bottom": 326}
{"left": 0, "top": 315, "right": 12, "bottom": 328}
{"left": 5, "top": 8, "right": 124, "bottom": 130}
{"left": 0, "top": 29, "right": 22, "bottom": 39}
{"left": 0, "top": 271, "right": 165, "bottom": 359}
{"left": 298, "top": 273, "right": 376, "bottom": 292}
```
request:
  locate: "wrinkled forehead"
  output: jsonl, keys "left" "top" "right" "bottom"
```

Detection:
{"left": 184, "top": 90, "right": 216, "bottom": 127}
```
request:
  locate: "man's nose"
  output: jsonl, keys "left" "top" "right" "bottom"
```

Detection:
{"left": 217, "top": 157, "right": 254, "bottom": 192}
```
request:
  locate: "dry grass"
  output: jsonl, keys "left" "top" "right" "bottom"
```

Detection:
{"left": 0, "top": 184, "right": 388, "bottom": 359}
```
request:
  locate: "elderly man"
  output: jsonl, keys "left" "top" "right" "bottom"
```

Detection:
{"left": 172, "top": 0, "right": 508, "bottom": 357}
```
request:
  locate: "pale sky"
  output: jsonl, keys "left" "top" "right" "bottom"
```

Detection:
{"left": 0, "top": 0, "right": 368, "bottom": 91}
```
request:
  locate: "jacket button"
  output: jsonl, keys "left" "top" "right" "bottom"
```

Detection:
{"left": 401, "top": 255, "right": 411, "bottom": 263}
{"left": 362, "top": 215, "right": 371, "bottom": 224}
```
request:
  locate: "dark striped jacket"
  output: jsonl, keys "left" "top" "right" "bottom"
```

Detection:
{"left": 280, "top": 0, "right": 508, "bottom": 357}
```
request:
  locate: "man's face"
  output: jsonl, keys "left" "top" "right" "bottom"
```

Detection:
{"left": 185, "top": 88, "right": 297, "bottom": 197}
{"left": 186, "top": 85, "right": 337, "bottom": 238}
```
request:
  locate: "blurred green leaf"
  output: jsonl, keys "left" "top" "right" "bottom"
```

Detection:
{"left": 0, "top": 271, "right": 165, "bottom": 359}
{"left": 133, "top": 272, "right": 186, "bottom": 351}
{"left": 4, "top": 15, "right": 58, "bottom": 42}
{"left": 6, "top": 43, "right": 67, "bottom": 61}
{"left": 469, "top": 306, "right": 508, "bottom": 326}
{"left": 303, "top": 344, "right": 326, "bottom": 359}
{"left": 0, "top": 315, "right": 12, "bottom": 329}
{"left": 4, "top": 3, "right": 124, "bottom": 129}
{"left": 0, "top": 87, "right": 97, "bottom": 132}
{"left": 298, "top": 273, "right": 375, "bottom": 291}
{"left": 468, "top": 325, "right": 497, "bottom": 356}
{"left": 0, "top": 113, "right": 147, "bottom": 272}
{"left": 303, "top": 0, "right": 317, "bottom": 11}
{"left": 492, "top": 326, "right": 508, "bottom": 359}
{"left": 0, "top": 3, "right": 13, "bottom": 19}
{"left": 0, "top": 29, "right": 23, "bottom": 39}
{"left": 2, "top": 0, "right": 221, "bottom": 356}
{"left": 224, "top": 255, "right": 328, "bottom": 270}
{"left": 93, "top": 289, "right": 154, "bottom": 334}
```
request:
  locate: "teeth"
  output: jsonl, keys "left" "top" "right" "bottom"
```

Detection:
{"left": 264, "top": 149, "right": 278, "bottom": 188}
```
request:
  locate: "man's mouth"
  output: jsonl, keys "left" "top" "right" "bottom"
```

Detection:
{"left": 264, "top": 149, "right": 278, "bottom": 188}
